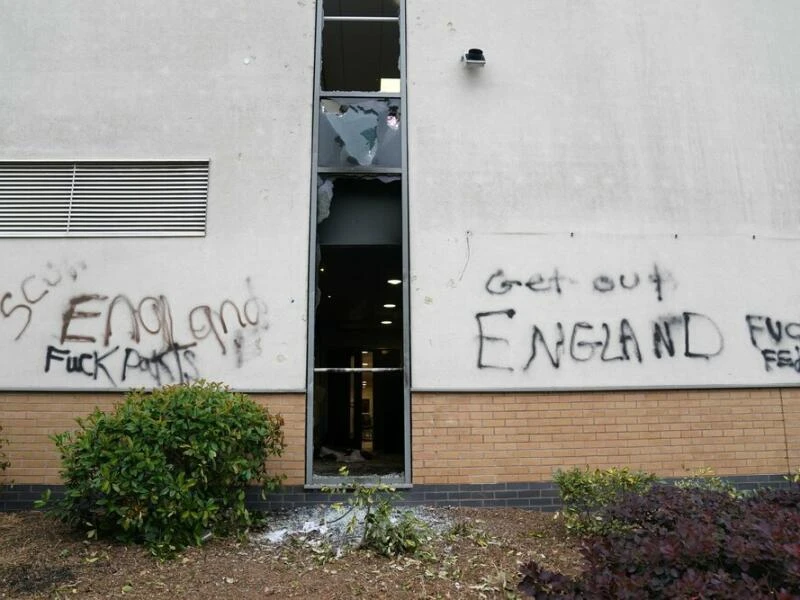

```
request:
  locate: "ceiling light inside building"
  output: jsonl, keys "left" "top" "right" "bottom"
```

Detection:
{"left": 380, "top": 78, "right": 401, "bottom": 93}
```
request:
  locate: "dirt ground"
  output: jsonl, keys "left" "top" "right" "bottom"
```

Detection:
{"left": 0, "top": 508, "right": 583, "bottom": 599}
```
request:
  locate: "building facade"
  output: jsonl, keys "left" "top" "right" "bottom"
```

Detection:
{"left": 1, "top": 0, "right": 799, "bottom": 508}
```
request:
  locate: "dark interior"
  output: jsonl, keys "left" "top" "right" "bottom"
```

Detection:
{"left": 312, "top": 179, "right": 404, "bottom": 476}
{"left": 322, "top": 0, "right": 400, "bottom": 92}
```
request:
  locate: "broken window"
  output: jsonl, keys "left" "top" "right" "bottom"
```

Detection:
{"left": 308, "top": 0, "right": 407, "bottom": 484}
{"left": 318, "top": 98, "right": 401, "bottom": 169}
{"left": 312, "top": 178, "right": 404, "bottom": 478}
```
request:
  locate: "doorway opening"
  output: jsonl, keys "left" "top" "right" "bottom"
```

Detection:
{"left": 310, "top": 178, "right": 406, "bottom": 481}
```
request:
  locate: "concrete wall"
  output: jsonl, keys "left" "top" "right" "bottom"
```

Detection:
{"left": 407, "top": 0, "right": 800, "bottom": 390}
{"left": 3, "top": 1, "right": 800, "bottom": 493}
{"left": 5, "top": 0, "right": 800, "bottom": 393}
{"left": 0, "top": 0, "right": 316, "bottom": 391}
{"left": 407, "top": 0, "right": 800, "bottom": 237}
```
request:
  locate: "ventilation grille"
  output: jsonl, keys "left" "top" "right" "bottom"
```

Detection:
{"left": 0, "top": 161, "right": 209, "bottom": 237}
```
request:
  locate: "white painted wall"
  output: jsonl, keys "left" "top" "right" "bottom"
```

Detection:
{"left": 407, "top": 0, "right": 800, "bottom": 389}
{"left": 0, "top": 0, "right": 316, "bottom": 391}
{"left": 4, "top": 1, "right": 800, "bottom": 393}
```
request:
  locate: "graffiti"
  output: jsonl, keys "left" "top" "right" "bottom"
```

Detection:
{"left": 472, "top": 262, "right": 749, "bottom": 374}
{"left": 45, "top": 345, "right": 120, "bottom": 384}
{"left": 476, "top": 310, "right": 724, "bottom": 372}
{"left": 1, "top": 261, "right": 87, "bottom": 340}
{"left": 484, "top": 263, "right": 674, "bottom": 301}
{"left": 746, "top": 314, "right": 800, "bottom": 373}
{"left": 232, "top": 327, "right": 264, "bottom": 368}
{"left": 485, "top": 268, "right": 574, "bottom": 296}
{"left": 121, "top": 343, "right": 199, "bottom": 386}
{"left": 61, "top": 294, "right": 109, "bottom": 343}
{"left": 188, "top": 291, "right": 267, "bottom": 357}
{"left": 47, "top": 278, "right": 268, "bottom": 386}
{"left": 475, "top": 309, "right": 516, "bottom": 370}
{"left": 44, "top": 342, "right": 200, "bottom": 387}
{"left": 58, "top": 283, "right": 267, "bottom": 351}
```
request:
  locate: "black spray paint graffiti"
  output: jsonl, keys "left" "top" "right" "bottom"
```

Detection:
{"left": 485, "top": 263, "right": 674, "bottom": 302}
{"left": 474, "top": 263, "right": 732, "bottom": 373}
{"left": 1, "top": 261, "right": 87, "bottom": 340}
{"left": 746, "top": 314, "right": 800, "bottom": 373}
{"left": 44, "top": 343, "right": 200, "bottom": 387}
{"left": 45, "top": 278, "right": 268, "bottom": 386}
{"left": 44, "top": 345, "right": 120, "bottom": 383}
{"left": 475, "top": 310, "right": 724, "bottom": 372}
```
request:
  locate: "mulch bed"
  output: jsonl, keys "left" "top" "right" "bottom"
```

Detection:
{"left": 0, "top": 508, "right": 583, "bottom": 599}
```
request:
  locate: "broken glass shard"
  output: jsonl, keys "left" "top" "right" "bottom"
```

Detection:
{"left": 318, "top": 98, "right": 401, "bottom": 169}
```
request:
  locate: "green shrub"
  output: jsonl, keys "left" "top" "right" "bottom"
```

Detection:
{"left": 553, "top": 466, "right": 657, "bottom": 535}
{"left": 41, "top": 381, "right": 285, "bottom": 556}
{"left": 0, "top": 424, "right": 10, "bottom": 481}
{"left": 362, "top": 495, "right": 431, "bottom": 557}
{"left": 787, "top": 467, "right": 800, "bottom": 485}
{"left": 674, "top": 466, "right": 740, "bottom": 497}
{"left": 324, "top": 467, "right": 432, "bottom": 557}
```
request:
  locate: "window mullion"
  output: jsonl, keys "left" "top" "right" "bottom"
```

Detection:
{"left": 323, "top": 16, "right": 398, "bottom": 22}
{"left": 320, "top": 91, "right": 401, "bottom": 99}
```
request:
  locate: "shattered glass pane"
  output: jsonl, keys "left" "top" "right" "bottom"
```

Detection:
{"left": 318, "top": 98, "right": 401, "bottom": 169}
{"left": 317, "top": 177, "right": 335, "bottom": 224}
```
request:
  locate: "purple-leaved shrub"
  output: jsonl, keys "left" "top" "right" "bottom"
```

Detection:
{"left": 519, "top": 484, "right": 800, "bottom": 599}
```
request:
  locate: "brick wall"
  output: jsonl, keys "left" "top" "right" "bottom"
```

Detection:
{"left": 784, "top": 388, "right": 800, "bottom": 476}
{"left": 251, "top": 394, "right": 305, "bottom": 485}
{"left": 0, "top": 392, "right": 306, "bottom": 486}
{"left": 2, "top": 388, "right": 798, "bottom": 490}
{"left": 411, "top": 389, "right": 796, "bottom": 485}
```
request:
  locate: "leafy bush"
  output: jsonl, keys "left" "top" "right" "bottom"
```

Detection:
{"left": 0, "top": 424, "right": 10, "bottom": 481}
{"left": 324, "top": 467, "right": 431, "bottom": 557}
{"left": 519, "top": 485, "right": 800, "bottom": 599}
{"left": 674, "top": 466, "right": 740, "bottom": 497}
{"left": 41, "top": 381, "right": 285, "bottom": 556}
{"left": 362, "top": 497, "right": 431, "bottom": 557}
{"left": 788, "top": 467, "right": 800, "bottom": 485}
{"left": 553, "top": 466, "right": 657, "bottom": 535}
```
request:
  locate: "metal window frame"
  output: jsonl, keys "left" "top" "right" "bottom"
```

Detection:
{"left": 305, "top": 0, "right": 410, "bottom": 488}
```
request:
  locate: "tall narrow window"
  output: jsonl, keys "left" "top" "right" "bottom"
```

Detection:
{"left": 307, "top": 0, "right": 409, "bottom": 485}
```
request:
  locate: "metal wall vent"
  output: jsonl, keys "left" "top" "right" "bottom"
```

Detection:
{"left": 0, "top": 161, "right": 209, "bottom": 237}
